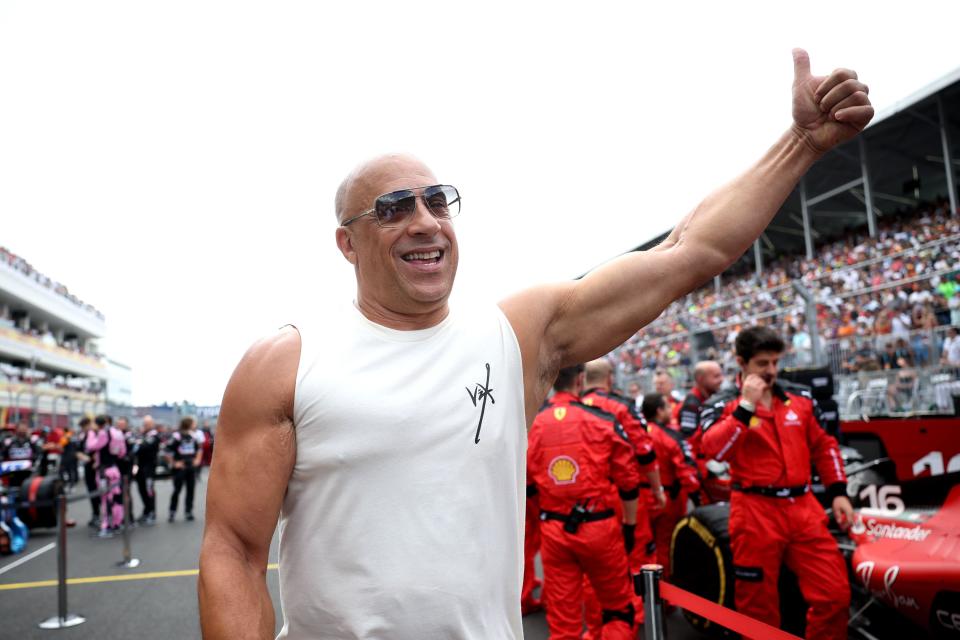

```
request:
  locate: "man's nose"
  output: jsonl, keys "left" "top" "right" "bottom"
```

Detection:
{"left": 406, "top": 197, "right": 441, "bottom": 235}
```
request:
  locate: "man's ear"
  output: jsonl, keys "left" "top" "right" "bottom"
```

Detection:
{"left": 735, "top": 356, "right": 746, "bottom": 370}
{"left": 335, "top": 227, "right": 358, "bottom": 265}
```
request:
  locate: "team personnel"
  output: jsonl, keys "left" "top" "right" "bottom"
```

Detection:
{"left": 674, "top": 360, "right": 724, "bottom": 439}
{"left": 0, "top": 421, "right": 42, "bottom": 489}
{"left": 134, "top": 416, "right": 161, "bottom": 525}
{"left": 85, "top": 415, "right": 128, "bottom": 536}
{"left": 653, "top": 370, "right": 682, "bottom": 425}
{"left": 77, "top": 417, "right": 101, "bottom": 527}
{"left": 167, "top": 417, "right": 203, "bottom": 522}
{"left": 199, "top": 51, "right": 874, "bottom": 638}
{"left": 527, "top": 365, "right": 641, "bottom": 640}
{"left": 520, "top": 490, "right": 544, "bottom": 615}
{"left": 700, "top": 326, "right": 853, "bottom": 639}
{"left": 581, "top": 358, "right": 664, "bottom": 568}
{"left": 640, "top": 393, "right": 700, "bottom": 579}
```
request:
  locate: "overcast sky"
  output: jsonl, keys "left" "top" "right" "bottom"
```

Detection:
{"left": 1, "top": 1, "right": 957, "bottom": 406}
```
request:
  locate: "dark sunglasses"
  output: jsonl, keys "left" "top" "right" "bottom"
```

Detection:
{"left": 340, "top": 184, "right": 461, "bottom": 228}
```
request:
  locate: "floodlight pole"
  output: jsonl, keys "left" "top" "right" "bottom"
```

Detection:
{"left": 859, "top": 137, "right": 877, "bottom": 237}
{"left": 938, "top": 94, "right": 958, "bottom": 217}
{"left": 800, "top": 177, "right": 814, "bottom": 259}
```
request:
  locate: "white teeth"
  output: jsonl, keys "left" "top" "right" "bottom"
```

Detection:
{"left": 403, "top": 250, "right": 441, "bottom": 261}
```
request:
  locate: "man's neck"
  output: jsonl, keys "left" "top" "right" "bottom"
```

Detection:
{"left": 355, "top": 295, "right": 450, "bottom": 331}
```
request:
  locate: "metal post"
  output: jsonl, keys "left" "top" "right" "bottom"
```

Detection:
{"left": 714, "top": 274, "right": 721, "bottom": 296}
{"left": 938, "top": 94, "right": 958, "bottom": 216}
{"left": 792, "top": 281, "right": 823, "bottom": 368}
{"left": 858, "top": 137, "right": 877, "bottom": 237}
{"left": 800, "top": 177, "right": 814, "bottom": 259}
{"left": 753, "top": 240, "right": 763, "bottom": 279}
{"left": 641, "top": 565, "right": 665, "bottom": 640}
{"left": 118, "top": 475, "right": 140, "bottom": 568}
{"left": 38, "top": 494, "right": 85, "bottom": 628}
{"left": 29, "top": 354, "right": 38, "bottom": 430}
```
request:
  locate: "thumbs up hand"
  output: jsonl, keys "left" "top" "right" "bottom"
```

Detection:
{"left": 791, "top": 48, "right": 873, "bottom": 154}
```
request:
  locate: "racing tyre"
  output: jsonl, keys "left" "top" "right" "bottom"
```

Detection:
{"left": 17, "top": 475, "right": 63, "bottom": 529}
{"left": 670, "top": 504, "right": 737, "bottom": 637}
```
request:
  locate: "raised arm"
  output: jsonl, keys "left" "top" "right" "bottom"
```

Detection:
{"left": 198, "top": 327, "right": 299, "bottom": 640}
{"left": 501, "top": 50, "right": 872, "bottom": 421}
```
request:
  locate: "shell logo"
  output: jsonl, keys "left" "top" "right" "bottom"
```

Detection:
{"left": 548, "top": 455, "right": 580, "bottom": 485}
{"left": 583, "top": 398, "right": 594, "bottom": 406}
{"left": 554, "top": 407, "right": 567, "bottom": 421}
{"left": 749, "top": 416, "right": 761, "bottom": 428}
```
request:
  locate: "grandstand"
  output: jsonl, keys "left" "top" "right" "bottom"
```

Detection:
{"left": 0, "top": 246, "right": 132, "bottom": 428}
{"left": 615, "top": 67, "right": 960, "bottom": 420}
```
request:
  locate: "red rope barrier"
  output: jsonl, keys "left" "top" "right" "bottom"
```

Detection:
{"left": 660, "top": 582, "right": 802, "bottom": 640}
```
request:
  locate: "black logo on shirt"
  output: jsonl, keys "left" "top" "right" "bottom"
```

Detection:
{"left": 466, "top": 363, "right": 495, "bottom": 444}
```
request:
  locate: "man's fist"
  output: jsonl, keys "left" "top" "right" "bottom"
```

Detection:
{"left": 832, "top": 496, "right": 855, "bottom": 531}
{"left": 791, "top": 48, "right": 873, "bottom": 153}
{"left": 741, "top": 374, "right": 767, "bottom": 405}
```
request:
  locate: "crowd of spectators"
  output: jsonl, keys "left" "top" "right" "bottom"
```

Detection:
{"left": 0, "top": 246, "right": 105, "bottom": 320}
{"left": 615, "top": 198, "right": 960, "bottom": 379}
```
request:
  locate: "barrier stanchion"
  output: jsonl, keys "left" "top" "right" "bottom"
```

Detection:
{"left": 639, "top": 564, "right": 666, "bottom": 640}
{"left": 117, "top": 475, "right": 140, "bottom": 569}
{"left": 37, "top": 493, "right": 85, "bottom": 629}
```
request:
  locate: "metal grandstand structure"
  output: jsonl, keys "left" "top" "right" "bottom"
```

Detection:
{"left": 615, "top": 67, "right": 960, "bottom": 419}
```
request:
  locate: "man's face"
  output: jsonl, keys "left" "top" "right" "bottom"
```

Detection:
{"left": 16, "top": 422, "right": 29, "bottom": 438}
{"left": 698, "top": 364, "right": 724, "bottom": 395}
{"left": 654, "top": 374, "right": 672, "bottom": 395}
{"left": 142, "top": 416, "right": 154, "bottom": 431}
{"left": 117, "top": 418, "right": 128, "bottom": 432}
{"left": 627, "top": 383, "right": 640, "bottom": 398}
{"left": 738, "top": 351, "right": 781, "bottom": 387}
{"left": 335, "top": 157, "right": 460, "bottom": 317}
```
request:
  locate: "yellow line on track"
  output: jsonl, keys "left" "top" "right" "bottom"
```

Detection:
{"left": 0, "top": 563, "right": 279, "bottom": 591}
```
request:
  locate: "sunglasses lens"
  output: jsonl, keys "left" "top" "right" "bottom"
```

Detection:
{"left": 424, "top": 185, "right": 460, "bottom": 220}
{"left": 373, "top": 186, "right": 460, "bottom": 227}
{"left": 376, "top": 192, "right": 417, "bottom": 227}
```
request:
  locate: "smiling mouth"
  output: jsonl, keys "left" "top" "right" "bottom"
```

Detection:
{"left": 401, "top": 249, "right": 443, "bottom": 265}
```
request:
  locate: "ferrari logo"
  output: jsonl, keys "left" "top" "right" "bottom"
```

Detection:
{"left": 749, "top": 416, "right": 761, "bottom": 428}
{"left": 554, "top": 407, "right": 567, "bottom": 421}
{"left": 548, "top": 455, "right": 580, "bottom": 485}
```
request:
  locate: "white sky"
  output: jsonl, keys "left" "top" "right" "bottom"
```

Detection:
{"left": 1, "top": 1, "right": 957, "bottom": 406}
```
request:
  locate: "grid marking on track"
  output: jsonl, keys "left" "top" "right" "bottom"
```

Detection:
{"left": 0, "top": 562, "right": 279, "bottom": 591}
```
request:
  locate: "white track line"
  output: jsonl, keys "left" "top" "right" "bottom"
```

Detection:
{"left": 0, "top": 542, "right": 56, "bottom": 577}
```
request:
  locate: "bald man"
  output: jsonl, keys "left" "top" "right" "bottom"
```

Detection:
{"left": 198, "top": 50, "right": 873, "bottom": 640}
{"left": 674, "top": 360, "right": 725, "bottom": 438}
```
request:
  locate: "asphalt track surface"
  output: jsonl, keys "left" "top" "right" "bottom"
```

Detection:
{"left": 0, "top": 473, "right": 707, "bottom": 639}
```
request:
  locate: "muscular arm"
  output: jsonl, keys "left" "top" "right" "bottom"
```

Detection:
{"left": 500, "top": 51, "right": 872, "bottom": 423}
{"left": 198, "top": 327, "right": 299, "bottom": 640}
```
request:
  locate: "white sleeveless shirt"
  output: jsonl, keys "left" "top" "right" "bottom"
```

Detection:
{"left": 278, "top": 302, "right": 526, "bottom": 640}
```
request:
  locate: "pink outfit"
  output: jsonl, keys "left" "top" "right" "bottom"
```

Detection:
{"left": 85, "top": 428, "right": 127, "bottom": 530}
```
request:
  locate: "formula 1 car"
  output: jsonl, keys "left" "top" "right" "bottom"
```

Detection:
{"left": 670, "top": 415, "right": 960, "bottom": 639}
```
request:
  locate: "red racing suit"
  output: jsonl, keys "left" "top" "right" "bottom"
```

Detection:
{"left": 527, "top": 391, "right": 641, "bottom": 640}
{"left": 700, "top": 381, "right": 850, "bottom": 640}
{"left": 646, "top": 420, "right": 699, "bottom": 579}
{"left": 521, "top": 492, "right": 543, "bottom": 614}
{"left": 582, "top": 387, "right": 658, "bottom": 569}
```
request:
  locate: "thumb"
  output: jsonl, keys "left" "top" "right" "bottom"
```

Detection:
{"left": 792, "top": 47, "right": 811, "bottom": 83}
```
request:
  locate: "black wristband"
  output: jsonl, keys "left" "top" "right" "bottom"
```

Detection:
{"left": 619, "top": 486, "right": 640, "bottom": 501}
{"left": 825, "top": 482, "right": 848, "bottom": 502}
{"left": 732, "top": 405, "right": 754, "bottom": 427}
{"left": 636, "top": 450, "right": 657, "bottom": 466}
